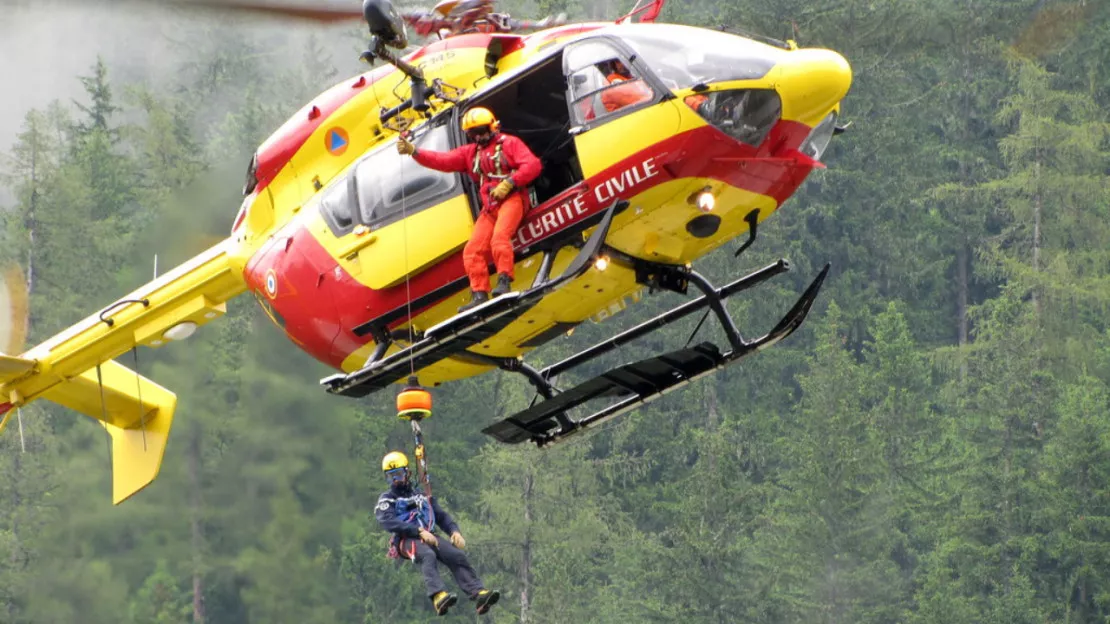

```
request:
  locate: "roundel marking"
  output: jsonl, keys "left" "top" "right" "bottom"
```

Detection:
{"left": 265, "top": 269, "right": 278, "bottom": 299}
{"left": 326, "top": 127, "right": 349, "bottom": 156}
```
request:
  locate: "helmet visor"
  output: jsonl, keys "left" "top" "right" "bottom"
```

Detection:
{"left": 466, "top": 125, "right": 492, "bottom": 140}
{"left": 385, "top": 467, "right": 408, "bottom": 484}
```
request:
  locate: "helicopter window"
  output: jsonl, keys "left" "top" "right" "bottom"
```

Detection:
{"left": 352, "top": 125, "right": 459, "bottom": 227}
{"left": 687, "top": 89, "right": 782, "bottom": 147}
{"left": 619, "top": 26, "right": 777, "bottom": 91}
{"left": 564, "top": 41, "right": 655, "bottom": 126}
{"left": 319, "top": 176, "right": 355, "bottom": 234}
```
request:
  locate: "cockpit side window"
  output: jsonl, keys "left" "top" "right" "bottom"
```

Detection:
{"left": 354, "top": 124, "right": 458, "bottom": 227}
{"left": 320, "top": 177, "right": 355, "bottom": 235}
{"left": 319, "top": 119, "right": 461, "bottom": 237}
{"left": 564, "top": 40, "right": 656, "bottom": 127}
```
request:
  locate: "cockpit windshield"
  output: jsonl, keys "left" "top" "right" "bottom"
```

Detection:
{"left": 620, "top": 25, "right": 778, "bottom": 91}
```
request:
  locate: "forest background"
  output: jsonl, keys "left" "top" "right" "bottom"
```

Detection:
{"left": 2, "top": 0, "right": 1110, "bottom": 622}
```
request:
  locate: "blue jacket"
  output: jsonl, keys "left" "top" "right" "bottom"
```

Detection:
{"left": 375, "top": 482, "right": 460, "bottom": 539}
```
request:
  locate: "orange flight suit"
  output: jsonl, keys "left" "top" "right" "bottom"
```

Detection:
{"left": 414, "top": 133, "right": 542, "bottom": 292}
{"left": 600, "top": 73, "right": 652, "bottom": 113}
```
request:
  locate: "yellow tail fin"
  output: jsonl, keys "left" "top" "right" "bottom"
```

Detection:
{"left": 43, "top": 360, "right": 177, "bottom": 504}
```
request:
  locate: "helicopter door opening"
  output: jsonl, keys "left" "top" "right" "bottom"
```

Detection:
{"left": 461, "top": 50, "right": 584, "bottom": 208}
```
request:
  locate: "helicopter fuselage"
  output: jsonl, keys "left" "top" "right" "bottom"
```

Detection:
{"left": 228, "top": 22, "right": 851, "bottom": 387}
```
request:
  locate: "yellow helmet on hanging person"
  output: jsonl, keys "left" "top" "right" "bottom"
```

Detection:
{"left": 382, "top": 451, "right": 409, "bottom": 471}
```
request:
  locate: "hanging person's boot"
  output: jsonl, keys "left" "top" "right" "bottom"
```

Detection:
{"left": 431, "top": 591, "right": 458, "bottom": 616}
{"left": 457, "top": 290, "right": 490, "bottom": 313}
{"left": 490, "top": 273, "right": 513, "bottom": 297}
{"left": 475, "top": 589, "right": 501, "bottom": 615}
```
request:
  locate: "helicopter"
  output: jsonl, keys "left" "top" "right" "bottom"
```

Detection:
{"left": 0, "top": 0, "right": 852, "bottom": 504}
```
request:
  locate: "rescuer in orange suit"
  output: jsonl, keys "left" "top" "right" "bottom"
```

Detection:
{"left": 684, "top": 93, "right": 710, "bottom": 115}
{"left": 599, "top": 59, "right": 652, "bottom": 113}
{"left": 398, "top": 107, "right": 542, "bottom": 313}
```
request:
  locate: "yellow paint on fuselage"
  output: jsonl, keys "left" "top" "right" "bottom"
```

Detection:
{"left": 249, "top": 23, "right": 850, "bottom": 387}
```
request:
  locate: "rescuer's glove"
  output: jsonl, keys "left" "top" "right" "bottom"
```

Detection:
{"left": 450, "top": 532, "right": 466, "bottom": 549}
{"left": 397, "top": 135, "right": 416, "bottom": 156}
{"left": 491, "top": 179, "right": 514, "bottom": 201}
{"left": 419, "top": 528, "right": 438, "bottom": 547}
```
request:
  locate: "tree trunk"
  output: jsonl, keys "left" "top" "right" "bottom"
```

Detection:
{"left": 7, "top": 452, "right": 21, "bottom": 622}
{"left": 519, "top": 470, "right": 534, "bottom": 624}
{"left": 1032, "top": 160, "right": 1042, "bottom": 318}
{"left": 956, "top": 7, "right": 973, "bottom": 379}
{"left": 956, "top": 244, "right": 969, "bottom": 380}
{"left": 189, "top": 427, "right": 206, "bottom": 623}
{"left": 25, "top": 131, "right": 38, "bottom": 341}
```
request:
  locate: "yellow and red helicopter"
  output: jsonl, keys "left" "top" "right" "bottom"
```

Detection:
{"left": 0, "top": 0, "right": 852, "bottom": 504}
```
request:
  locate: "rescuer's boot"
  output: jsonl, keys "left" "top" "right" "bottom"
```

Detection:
{"left": 457, "top": 290, "right": 490, "bottom": 313}
{"left": 475, "top": 589, "right": 501, "bottom": 615}
{"left": 490, "top": 274, "right": 513, "bottom": 297}
{"left": 432, "top": 591, "right": 457, "bottom": 616}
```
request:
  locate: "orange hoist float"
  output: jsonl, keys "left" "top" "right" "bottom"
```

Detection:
{"left": 397, "top": 376, "right": 432, "bottom": 421}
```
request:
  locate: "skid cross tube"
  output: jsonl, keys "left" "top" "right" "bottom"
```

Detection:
{"left": 468, "top": 353, "right": 578, "bottom": 432}
{"left": 542, "top": 260, "right": 790, "bottom": 379}
{"left": 685, "top": 270, "right": 745, "bottom": 351}
{"left": 531, "top": 250, "right": 556, "bottom": 289}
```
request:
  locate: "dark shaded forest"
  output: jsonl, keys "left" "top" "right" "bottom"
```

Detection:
{"left": 2, "top": 0, "right": 1110, "bottom": 622}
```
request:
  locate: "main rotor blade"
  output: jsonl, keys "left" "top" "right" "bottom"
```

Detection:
{"left": 171, "top": 0, "right": 365, "bottom": 23}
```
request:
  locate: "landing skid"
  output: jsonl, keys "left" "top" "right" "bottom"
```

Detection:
{"left": 482, "top": 259, "right": 830, "bottom": 446}
{"left": 320, "top": 199, "right": 627, "bottom": 398}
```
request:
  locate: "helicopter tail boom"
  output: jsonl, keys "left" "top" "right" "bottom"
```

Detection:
{"left": 0, "top": 239, "right": 247, "bottom": 504}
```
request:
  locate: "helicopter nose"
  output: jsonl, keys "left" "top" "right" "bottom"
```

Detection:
{"left": 774, "top": 49, "right": 853, "bottom": 126}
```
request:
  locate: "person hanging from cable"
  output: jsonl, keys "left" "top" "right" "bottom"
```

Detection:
{"left": 397, "top": 106, "right": 542, "bottom": 313}
{"left": 376, "top": 451, "right": 501, "bottom": 616}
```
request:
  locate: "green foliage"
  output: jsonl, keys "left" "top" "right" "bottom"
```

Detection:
{"left": 130, "top": 560, "right": 192, "bottom": 624}
{"left": 2, "top": 2, "right": 1110, "bottom": 621}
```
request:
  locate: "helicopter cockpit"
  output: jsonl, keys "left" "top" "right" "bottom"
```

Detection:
{"left": 619, "top": 24, "right": 778, "bottom": 89}
{"left": 619, "top": 24, "right": 785, "bottom": 148}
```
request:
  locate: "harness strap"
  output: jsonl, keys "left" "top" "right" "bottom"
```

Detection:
{"left": 472, "top": 140, "right": 512, "bottom": 183}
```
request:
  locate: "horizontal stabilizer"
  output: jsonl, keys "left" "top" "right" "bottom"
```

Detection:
{"left": 0, "top": 354, "right": 35, "bottom": 383}
{"left": 0, "top": 239, "right": 242, "bottom": 504}
{"left": 43, "top": 360, "right": 177, "bottom": 504}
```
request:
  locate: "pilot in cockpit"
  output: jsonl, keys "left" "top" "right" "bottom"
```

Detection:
{"left": 597, "top": 59, "right": 653, "bottom": 113}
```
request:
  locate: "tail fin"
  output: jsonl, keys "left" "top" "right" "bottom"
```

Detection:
{"left": 43, "top": 359, "right": 177, "bottom": 504}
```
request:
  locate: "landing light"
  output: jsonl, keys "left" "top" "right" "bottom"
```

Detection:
{"left": 594, "top": 255, "right": 610, "bottom": 271}
{"left": 163, "top": 322, "right": 198, "bottom": 342}
{"left": 696, "top": 191, "right": 716, "bottom": 213}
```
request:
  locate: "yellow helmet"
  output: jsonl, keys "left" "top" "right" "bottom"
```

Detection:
{"left": 382, "top": 451, "right": 409, "bottom": 472}
{"left": 461, "top": 106, "right": 500, "bottom": 133}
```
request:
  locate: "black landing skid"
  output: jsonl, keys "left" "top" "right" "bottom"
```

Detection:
{"left": 482, "top": 209, "right": 830, "bottom": 447}
{"left": 320, "top": 200, "right": 626, "bottom": 398}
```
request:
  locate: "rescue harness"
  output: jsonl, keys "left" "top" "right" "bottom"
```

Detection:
{"left": 472, "top": 139, "right": 511, "bottom": 181}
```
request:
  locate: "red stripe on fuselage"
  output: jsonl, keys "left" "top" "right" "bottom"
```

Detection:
{"left": 253, "top": 118, "right": 819, "bottom": 370}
